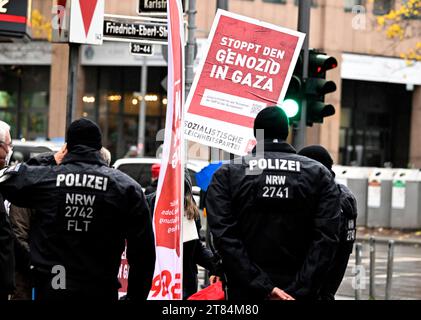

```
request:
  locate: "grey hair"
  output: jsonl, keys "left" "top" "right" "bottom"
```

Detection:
{"left": 0, "top": 121, "right": 10, "bottom": 141}
{"left": 100, "top": 147, "right": 111, "bottom": 166}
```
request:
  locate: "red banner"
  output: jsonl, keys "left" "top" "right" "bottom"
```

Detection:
{"left": 148, "top": 0, "right": 185, "bottom": 300}
{"left": 117, "top": 243, "right": 128, "bottom": 298}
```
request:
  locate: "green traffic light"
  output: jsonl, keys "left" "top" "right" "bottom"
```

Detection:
{"left": 280, "top": 99, "right": 300, "bottom": 118}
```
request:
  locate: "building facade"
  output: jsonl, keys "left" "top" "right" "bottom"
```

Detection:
{"left": 0, "top": 0, "right": 420, "bottom": 166}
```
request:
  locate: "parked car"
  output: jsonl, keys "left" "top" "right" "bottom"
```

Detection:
{"left": 10, "top": 139, "right": 62, "bottom": 164}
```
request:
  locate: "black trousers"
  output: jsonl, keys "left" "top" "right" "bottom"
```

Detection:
{"left": 319, "top": 241, "right": 354, "bottom": 300}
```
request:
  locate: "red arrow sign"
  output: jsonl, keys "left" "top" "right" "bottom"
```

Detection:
{"left": 79, "top": 0, "right": 98, "bottom": 37}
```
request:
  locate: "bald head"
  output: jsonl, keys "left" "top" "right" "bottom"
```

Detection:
{"left": 0, "top": 121, "right": 10, "bottom": 141}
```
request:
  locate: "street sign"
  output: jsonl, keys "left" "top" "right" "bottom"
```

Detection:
{"left": 103, "top": 15, "right": 168, "bottom": 45}
{"left": 130, "top": 43, "right": 154, "bottom": 56}
{"left": 0, "top": 0, "right": 31, "bottom": 39}
{"left": 137, "top": 0, "right": 187, "bottom": 16}
{"left": 69, "top": 0, "right": 104, "bottom": 45}
{"left": 103, "top": 14, "right": 187, "bottom": 46}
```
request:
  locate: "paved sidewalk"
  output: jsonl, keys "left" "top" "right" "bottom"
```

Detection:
{"left": 356, "top": 227, "right": 421, "bottom": 245}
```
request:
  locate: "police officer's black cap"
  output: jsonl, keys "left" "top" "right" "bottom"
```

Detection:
{"left": 66, "top": 118, "right": 102, "bottom": 151}
{"left": 253, "top": 106, "right": 289, "bottom": 141}
{"left": 298, "top": 145, "right": 334, "bottom": 172}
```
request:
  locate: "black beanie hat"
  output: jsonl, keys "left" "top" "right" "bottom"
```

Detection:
{"left": 253, "top": 106, "right": 289, "bottom": 140}
{"left": 66, "top": 118, "right": 102, "bottom": 151}
{"left": 298, "top": 145, "right": 334, "bottom": 172}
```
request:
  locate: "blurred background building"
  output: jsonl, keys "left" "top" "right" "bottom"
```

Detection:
{"left": 0, "top": 0, "right": 420, "bottom": 166}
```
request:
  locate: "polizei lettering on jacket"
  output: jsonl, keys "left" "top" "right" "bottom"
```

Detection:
{"left": 56, "top": 174, "right": 109, "bottom": 191}
{"left": 249, "top": 159, "right": 301, "bottom": 172}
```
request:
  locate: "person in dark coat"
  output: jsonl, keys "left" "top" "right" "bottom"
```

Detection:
{"left": 0, "top": 120, "right": 15, "bottom": 300}
{"left": 298, "top": 144, "right": 357, "bottom": 300}
{"left": 206, "top": 107, "right": 341, "bottom": 300}
{"left": 145, "top": 164, "right": 160, "bottom": 196}
{"left": 10, "top": 148, "right": 69, "bottom": 300}
{"left": 0, "top": 118, "right": 155, "bottom": 301}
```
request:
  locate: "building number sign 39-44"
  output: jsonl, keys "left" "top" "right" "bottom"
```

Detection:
{"left": 130, "top": 43, "right": 154, "bottom": 56}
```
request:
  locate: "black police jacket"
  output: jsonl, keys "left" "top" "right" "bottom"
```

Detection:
{"left": 0, "top": 193, "right": 15, "bottom": 296}
{"left": 206, "top": 140, "right": 341, "bottom": 300}
{"left": 338, "top": 184, "right": 358, "bottom": 245}
{"left": 318, "top": 183, "right": 358, "bottom": 300}
{"left": 0, "top": 145, "right": 155, "bottom": 300}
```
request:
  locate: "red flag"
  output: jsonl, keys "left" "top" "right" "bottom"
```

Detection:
{"left": 148, "top": 0, "right": 185, "bottom": 300}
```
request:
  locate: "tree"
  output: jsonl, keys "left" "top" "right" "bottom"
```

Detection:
{"left": 376, "top": 0, "right": 421, "bottom": 62}
{"left": 31, "top": 9, "right": 52, "bottom": 41}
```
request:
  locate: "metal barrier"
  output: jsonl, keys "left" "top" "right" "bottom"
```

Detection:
{"left": 385, "top": 240, "right": 395, "bottom": 300}
{"left": 352, "top": 237, "right": 396, "bottom": 300}
{"left": 355, "top": 243, "right": 363, "bottom": 300}
{"left": 369, "top": 236, "right": 376, "bottom": 300}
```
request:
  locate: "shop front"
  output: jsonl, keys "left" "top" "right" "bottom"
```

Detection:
{"left": 80, "top": 42, "right": 168, "bottom": 159}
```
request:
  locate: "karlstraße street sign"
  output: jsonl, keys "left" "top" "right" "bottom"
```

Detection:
{"left": 137, "top": 0, "right": 187, "bottom": 16}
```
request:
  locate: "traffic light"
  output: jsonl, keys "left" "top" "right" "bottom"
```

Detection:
{"left": 281, "top": 74, "right": 301, "bottom": 122}
{"left": 305, "top": 50, "right": 338, "bottom": 126}
{"left": 280, "top": 54, "right": 303, "bottom": 125}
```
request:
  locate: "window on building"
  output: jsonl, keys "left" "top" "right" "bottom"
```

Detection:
{"left": 344, "top": 0, "right": 364, "bottom": 12}
{"left": 82, "top": 66, "right": 168, "bottom": 160}
{"left": 0, "top": 66, "right": 50, "bottom": 140}
{"left": 340, "top": 79, "right": 412, "bottom": 167}
{"left": 373, "top": 0, "right": 395, "bottom": 15}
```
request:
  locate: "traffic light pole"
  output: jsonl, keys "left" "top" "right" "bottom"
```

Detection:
{"left": 293, "top": 0, "right": 311, "bottom": 150}
{"left": 216, "top": 0, "right": 228, "bottom": 11}
{"left": 186, "top": 0, "right": 197, "bottom": 95}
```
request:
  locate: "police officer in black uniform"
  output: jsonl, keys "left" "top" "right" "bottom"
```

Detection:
{"left": 0, "top": 120, "right": 15, "bottom": 300}
{"left": 206, "top": 107, "right": 341, "bottom": 300}
{"left": 298, "top": 145, "right": 357, "bottom": 300}
{"left": 0, "top": 118, "right": 155, "bottom": 300}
